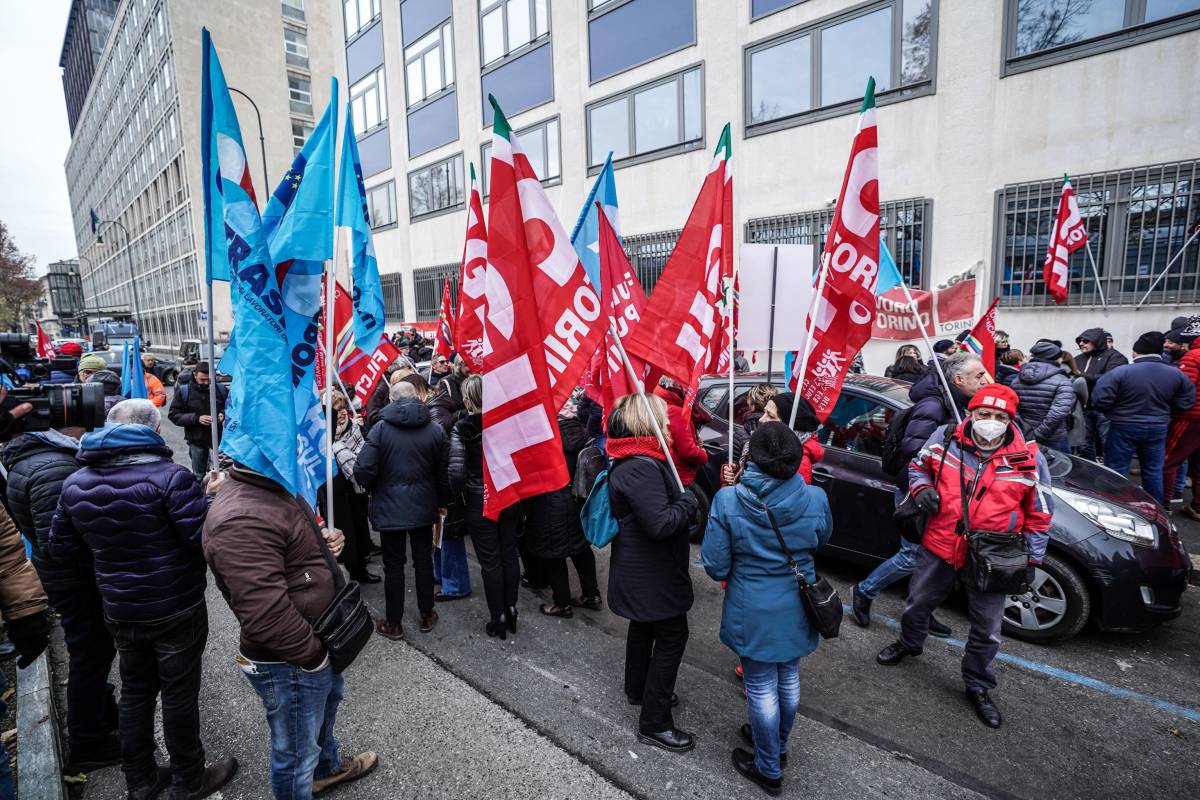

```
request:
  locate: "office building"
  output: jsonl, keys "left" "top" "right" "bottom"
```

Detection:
{"left": 37, "top": 260, "right": 87, "bottom": 339}
{"left": 60, "top": 0, "right": 121, "bottom": 134}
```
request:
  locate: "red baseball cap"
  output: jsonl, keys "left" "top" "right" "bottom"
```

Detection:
{"left": 967, "top": 383, "right": 1019, "bottom": 415}
{"left": 58, "top": 341, "right": 83, "bottom": 358}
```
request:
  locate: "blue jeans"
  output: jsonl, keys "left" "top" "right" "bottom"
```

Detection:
{"left": 857, "top": 537, "right": 920, "bottom": 599}
{"left": 1104, "top": 423, "right": 1168, "bottom": 503}
{"left": 1175, "top": 459, "right": 1189, "bottom": 495}
{"left": 741, "top": 657, "right": 801, "bottom": 780}
{"left": 241, "top": 658, "right": 344, "bottom": 800}
{"left": 1078, "top": 410, "right": 1110, "bottom": 461}
{"left": 437, "top": 537, "right": 472, "bottom": 596}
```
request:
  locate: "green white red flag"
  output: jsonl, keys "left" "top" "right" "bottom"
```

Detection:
{"left": 434, "top": 277, "right": 455, "bottom": 361}
{"left": 456, "top": 163, "right": 487, "bottom": 371}
{"left": 1043, "top": 175, "right": 1088, "bottom": 305}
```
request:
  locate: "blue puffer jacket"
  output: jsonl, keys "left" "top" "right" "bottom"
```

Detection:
{"left": 701, "top": 465, "right": 832, "bottom": 663}
{"left": 1092, "top": 356, "right": 1196, "bottom": 427}
{"left": 50, "top": 423, "right": 209, "bottom": 622}
{"left": 354, "top": 398, "right": 449, "bottom": 531}
{"left": 1014, "top": 359, "right": 1076, "bottom": 441}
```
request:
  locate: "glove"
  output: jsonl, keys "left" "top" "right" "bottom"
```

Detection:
{"left": 914, "top": 487, "right": 941, "bottom": 516}
{"left": 7, "top": 612, "right": 50, "bottom": 669}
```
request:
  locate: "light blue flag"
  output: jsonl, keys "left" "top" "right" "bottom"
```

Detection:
{"left": 876, "top": 236, "right": 905, "bottom": 295}
{"left": 120, "top": 337, "right": 148, "bottom": 399}
{"left": 200, "top": 29, "right": 301, "bottom": 496}
{"left": 569, "top": 152, "right": 620, "bottom": 290}
{"left": 261, "top": 83, "right": 338, "bottom": 508}
{"left": 335, "top": 106, "right": 386, "bottom": 349}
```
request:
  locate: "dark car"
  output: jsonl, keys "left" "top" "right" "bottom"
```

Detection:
{"left": 692, "top": 373, "right": 1192, "bottom": 645}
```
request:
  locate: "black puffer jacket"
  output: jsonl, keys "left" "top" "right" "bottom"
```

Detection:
{"left": 898, "top": 365, "right": 970, "bottom": 486}
{"left": 1014, "top": 359, "right": 1076, "bottom": 441}
{"left": 522, "top": 417, "right": 590, "bottom": 560}
{"left": 1, "top": 430, "right": 88, "bottom": 592}
{"left": 429, "top": 383, "right": 465, "bottom": 432}
{"left": 448, "top": 412, "right": 484, "bottom": 507}
{"left": 354, "top": 398, "right": 449, "bottom": 531}
{"left": 1076, "top": 328, "right": 1128, "bottom": 397}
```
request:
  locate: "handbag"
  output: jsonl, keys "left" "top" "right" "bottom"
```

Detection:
{"left": 761, "top": 503, "right": 843, "bottom": 640}
{"left": 893, "top": 426, "right": 954, "bottom": 544}
{"left": 300, "top": 504, "right": 375, "bottom": 673}
{"left": 958, "top": 455, "right": 1030, "bottom": 594}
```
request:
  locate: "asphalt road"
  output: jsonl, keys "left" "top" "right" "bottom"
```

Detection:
{"left": 80, "top": 397, "right": 1200, "bottom": 799}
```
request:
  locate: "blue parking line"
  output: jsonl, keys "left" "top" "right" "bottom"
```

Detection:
{"left": 852, "top": 605, "right": 1200, "bottom": 724}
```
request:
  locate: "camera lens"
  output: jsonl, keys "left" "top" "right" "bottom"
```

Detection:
{"left": 47, "top": 382, "right": 107, "bottom": 430}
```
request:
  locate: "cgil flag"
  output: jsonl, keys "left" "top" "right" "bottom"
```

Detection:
{"left": 317, "top": 277, "right": 400, "bottom": 405}
{"left": 569, "top": 152, "right": 621, "bottom": 291}
{"left": 957, "top": 297, "right": 1000, "bottom": 379}
{"left": 119, "top": 337, "right": 148, "bottom": 400}
{"left": 434, "top": 277, "right": 455, "bottom": 361}
{"left": 455, "top": 163, "right": 487, "bottom": 372}
{"left": 200, "top": 29, "right": 300, "bottom": 494}
{"left": 335, "top": 106, "right": 387, "bottom": 350}
{"left": 1043, "top": 175, "right": 1088, "bottom": 305}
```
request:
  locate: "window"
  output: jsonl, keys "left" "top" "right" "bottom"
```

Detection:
{"left": 344, "top": 0, "right": 381, "bottom": 39}
{"left": 1005, "top": 0, "right": 1200, "bottom": 73}
{"left": 380, "top": 272, "right": 405, "bottom": 321}
{"left": 621, "top": 229, "right": 681, "bottom": 294}
{"left": 751, "top": 0, "right": 805, "bottom": 18}
{"left": 817, "top": 395, "right": 895, "bottom": 456}
{"left": 414, "top": 263, "right": 461, "bottom": 319}
{"left": 587, "top": 66, "right": 702, "bottom": 169}
{"left": 284, "top": 27, "right": 309, "bottom": 69}
{"left": 480, "top": 0, "right": 549, "bottom": 67}
{"left": 746, "top": 0, "right": 933, "bottom": 132}
{"left": 350, "top": 67, "right": 387, "bottom": 134}
{"left": 405, "top": 21, "right": 454, "bottom": 106}
{"left": 288, "top": 75, "right": 312, "bottom": 115}
{"left": 481, "top": 117, "right": 560, "bottom": 195}
{"left": 282, "top": 0, "right": 305, "bottom": 21}
{"left": 291, "top": 119, "right": 313, "bottom": 153}
{"left": 587, "top": 0, "right": 696, "bottom": 82}
{"left": 995, "top": 160, "right": 1200, "bottom": 307}
{"left": 746, "top": 198, "right": 931, "bottom": 289}
{"left": 367, "top": 181, "right": 397, "bottom": 227}
{"left": 408, "top": 154, "right": 465, "bottom": 219}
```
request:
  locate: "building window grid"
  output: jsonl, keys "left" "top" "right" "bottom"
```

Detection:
{"left": 408, "top": 153, "right": 466, "bottom": 220}
{"left": 284, "top": 26, "right": 310, "bottom": 70}
{"left": 283, "top": 0, "right": 306, "bottom": 21}
{"left": 367, "top": 181, "right": 398, "bottom": 228}
{"left": 586, "top": 65, "right": 704, "bottom": 170}
{"left": 405, "top": 21, "right": 455, "bottom": 108}
{"left": 480, "top": 117, "right": 561, "bottom": 196}
{"left": 480, "top": 0, "right": 550, "bottom": 68}
{"left": 995, "top": 160, "right": 1200, "bottom": 308}
{"left": 350, "top": 67, "right": 388, "bottom": 134}
{"left": 380, "top": 272, "right": 405, "bottom": 321}
{"left": 344, "top": 0, "right": 381, "bottom": 40}
{"left": 288, "top": 74, "right": 313, "bottom": 115}
{"left": 414, "top": 262, "right": 462, "bottom": 320}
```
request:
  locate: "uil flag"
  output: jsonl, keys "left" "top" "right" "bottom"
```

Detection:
{"left": 434, "top": 278, "right": 455, "bottom": 361}
{"left": 200, "top": 30, "right": 300, "bottom": 495}
{"left": 790, "top": 78, "right": 881, "bottom": 421}
{"left": 1043, "top": 175, "right": 1088, "bottom": 305}
{"left": 455, "top": 164, "right": 487, "bottom": 372}
{"left": 958, "top": 297, "right": 1000, "bottom": 379}
{"left": 570, "top": 152, "right": 621, "bottom": 291}
{"left": 335, "top": 106, "right": 387, "bottom": 349}
{"left": 34, "top": 323, "right": 56, "bottom": 359}
{"left": 481, "top": 96, "right": 607, "bottom": 519}
{"left": 624, "top": 124, "right": 733, "bottom": 400}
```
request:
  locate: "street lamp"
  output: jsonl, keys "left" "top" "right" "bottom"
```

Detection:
{"left": 92, "top": 217, "right": 145, "bottom": 339}
{"left": 229, "top": 87, "right": 272, "bottom": 202}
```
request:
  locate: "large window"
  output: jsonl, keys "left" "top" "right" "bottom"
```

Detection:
{"left": 408, "top": 154, "right": 465, "bottom": 219}
{"left": 587, "top": 0, "right": 696, "bottom": 82}
{"left": 284, "top": 27, "right": 309, "bottom": 69}
{"left": 344, "top": 0, "right": 381, "bottom": 40}
{"left": 1005, "top": 0, "right": 1200, "bottom": 73}
{"left": 282, "top": 0, "right": 305, "bottom": 21}
{"left": 288, "top": 74, "right": 312, "bottom": 115}
{"left": 746, "top": 198, "right": 931, "bottom": 289}
{"left": 291, "top": 119, "right": 312, "bottom": 153}
{"left": 405, "top": 21, "right": 454, "bottom": 106}
{"left": 367, "top": 181, "right": 397, "bottom": 228}
{"left": 414, "top": 262, "right": 461, "bottom": 319}
{"left": 995, "top": 160, "right": 1200, "bottom": 307}
{"left": 481, "top": 117, "right": 560, "bottom": 195}
{"left": 587, "top": 65, "right": 702, "bottom": 170}
{"left": 380, "top": 272, "right": 405, "bottom": 321}
{"left": 745, "top": 0, "right": 933, "bottom": 132}
{"left": 350, "top": 67, "right": 388, "bottom": 134}
{"left": 480, "top": 0, "right": 550, "bottom": 67}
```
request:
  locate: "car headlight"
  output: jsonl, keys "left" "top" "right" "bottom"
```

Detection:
{"left": 1051, "top": 487, "right": 1156, "bottom": 547}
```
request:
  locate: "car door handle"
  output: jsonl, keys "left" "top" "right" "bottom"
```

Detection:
{"left": 811, "top": 468, "right": 832, "bottom": 483}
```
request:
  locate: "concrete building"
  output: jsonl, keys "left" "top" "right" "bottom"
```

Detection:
{"left": 60, "top": 0, "right": 120, "bottom": 134}
{"left": 63, "top": 0, "right": 338, "bottom": 352}
{"left": 36, "top": 260, "right": 87, "bottom": 339}
{"left": 331, "top": 0, "right": 1200, "bottom": 368}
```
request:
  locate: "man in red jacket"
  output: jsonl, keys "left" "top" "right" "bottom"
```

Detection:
{"left": 875, "top": 383, "right": 1052, "bottom": 729}
{"left": 1163, "top": 317, "right": 1200, "bottom": 517}
{"left": 653, "top": 382, "right": 708, "bottom": 486}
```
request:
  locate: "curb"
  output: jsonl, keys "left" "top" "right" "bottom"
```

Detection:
{"left": 16, "top": 652, "right": 65, "bottom": 800}
{"left": 1190, "top": 554, "right": 1199, "bottom": 587}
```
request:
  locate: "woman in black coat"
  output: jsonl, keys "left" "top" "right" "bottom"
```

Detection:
{"left": 884, "top": 345, "right": 925, "bottom": 383}
{"left": 606, "top": 394, "right": 698, "bottom": 753}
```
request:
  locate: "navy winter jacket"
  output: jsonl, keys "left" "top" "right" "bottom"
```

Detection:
{"left": 354, "top": 398, "right": 449, "bottom": 531}
{"left": 1014, "top": 360, "right": 1076, "bottom": 441}
{"left": 50, "top": 423, "right": 210, "bottom": 622}
{"left": 1091, "top": 356, "right": 1196, "bottom": 428}
{"left": 897, "top": 366, "right": 970, "bottom": 486}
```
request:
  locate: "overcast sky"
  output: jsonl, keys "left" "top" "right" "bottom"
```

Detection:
{"left": 0, "top": 0, "right": 75, "bottom": 276}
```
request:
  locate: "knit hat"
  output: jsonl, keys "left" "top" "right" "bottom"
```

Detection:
{"left": 967, "top": 383, "right": 1019, "bottom": 415}
{"left": 1166, "top": 328, "right": 1188, "bottom": 344}
{"left": 749, "top": 422, "right": 803, "bottom": 480}
{"left": 58, "top": 341, "right": 83, "bottom": 358}
{"left": 769, "top": 392, "right": 820, "bottom": 433}
{"left": 78, "top": 353, "right": 106, "bottom": 371}
{"left": 933, "top": 339, "right": 955, "bottom": 354}
{"left": 1029, "top": 339, "right": 1062, "bottom": 360}
{"left": 1132, "top": 331, "right": 1165, "bottom": 356}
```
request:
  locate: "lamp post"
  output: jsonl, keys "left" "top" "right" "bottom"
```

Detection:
{"left": 94, "top": 218, "right": 145, "bottom": 340}
{"left": 229, "top": 86, "right": 271, "bottom": 202}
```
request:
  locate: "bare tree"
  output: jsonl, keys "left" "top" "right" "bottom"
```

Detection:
{"left": 0, "top": 221, "right": 41, "bottom": 331}
{"left": 902, "top": 1, "right": 933, "bottom": 83}
{"left": 1016, "top": 0, "right": 1098, "bottom": 56}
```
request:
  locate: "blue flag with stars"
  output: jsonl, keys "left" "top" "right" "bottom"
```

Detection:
{"left": 335, "top": 106, "right": 386, "bottom": 350}
{"left": 569, "top": 152, "right": 620, "bottom": 291}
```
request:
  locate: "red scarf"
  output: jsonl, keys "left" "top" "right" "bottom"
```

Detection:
{"left": 606, "top": 436, "right": 667, "bottom": 461}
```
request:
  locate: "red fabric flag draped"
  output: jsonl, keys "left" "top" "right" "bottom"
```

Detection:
{"left": 957, "top": 297, "right": 1000, "bottom": 379}
{"left": 481, "top": 97, "right": 606, "bottom": 519}
{"left": 789, "top": 79, "right": 881, "bottom": 421}
{"left": 317, "top": 276, "right": 398, "bottom": 405}
{"left": 434, "top": 277, "right": 455, "bottom": 361}
{"left": 34, "top": 323, "right": 56, "bottom": 359}
{"left": 1043, "top": 176, "right": 1088, "bottom": 305}
{"left": 456, "top": 164, "right": 487, "bottom": 372}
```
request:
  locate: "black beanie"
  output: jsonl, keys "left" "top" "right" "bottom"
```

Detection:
{"left": 1133, "top": 331, "right": 1165, "bottom": 356}
{"left": 770, "top": 392, "right": 820, "bottom": 433}
{"left": 749, "top": 422, "right": 803, "bottom": 480}
{"left": 933, "top": 339, "right": 955, "bottom": 354}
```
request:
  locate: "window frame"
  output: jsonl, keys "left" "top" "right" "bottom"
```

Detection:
{"left": 291, "top": 119, "right": 313, "bottom": 153}
{"left": 404, "top": 20, "right": 455, "bottom": 110}
{"left": 750, "top": 0, "right": 810, "bottom": 21}
{"left": 287, "top": 73, "right": 313, "bottom": 116}
{"left": 585, "top": 0, "right": 698, "bottom": 85}
{"left": 414, "top": 262, "right": 463, "bottom": 319}
{"left": 283, "top": 25, "right": 310, "bottom": 69}
{"left": 380, "top": 271, "right": 406, "bottom": 321}
{"left": 1001, "top": 0, "right": 1200, "bottom": 76}
{"left": 366, "top": 180, "right": 398, "bottom": 229}
{"left": 585, "top": 62, "right": 706, "bottom": 175}
{"left": 743, "top": 0, "right": 938, "bottom": 138}
{"left": 344, "top": 0, "right": 382, "bottom": 43}
{"left": 350, "top": 66, "right": 388, "bottom": 137}
{"left": 479, "top": 116, "right": 562, "bottom": 198}
{"left": 407, "top": 152, "right": 467, "bottom": 222}
{"left": 477, "top": 0, "right": 552, "bottom": 71}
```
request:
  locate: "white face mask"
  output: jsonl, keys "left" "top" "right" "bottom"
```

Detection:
{"left": 972, "top": 418, "right": 1007, "bottom": 443}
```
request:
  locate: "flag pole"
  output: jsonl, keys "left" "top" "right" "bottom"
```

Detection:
{"left": 726, "top": 273, "right": 736, "bottom": 467}
{"left": 609, "top": 318, "right": 685, "bottom": 492}
{"left": 1137, "top": 224, "right": 1200, "bottom": 307}
{"left": 204, "top": 281, "right": 220, "bottom": 472}
{"left": 324, "top": 260, "right": 335, "bottom": 533}
{"left": 788, "top": 260, "right": 830, "bottom": 430}
{"left": 1083, "top": 242, "right": 1108, "bottom": 310}
{"left": 897, "top": 282, "right": 962, "bottom": 425}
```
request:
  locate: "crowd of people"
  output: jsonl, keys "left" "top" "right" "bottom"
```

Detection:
{"left": 0, "top": 314, "right": 1196, "bottom": 798}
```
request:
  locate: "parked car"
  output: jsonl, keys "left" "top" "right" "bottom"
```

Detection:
{"left": 143, "top": 354, "right": 179, "bottom": 386}
{"left": 692, "top": 373, "right": 1192, "bottom": 644}
{"left": 177, "top": 339, "right": 230, "bottom": 383}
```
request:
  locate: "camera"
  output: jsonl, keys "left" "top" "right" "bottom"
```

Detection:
{"left": 0, "top": 332, "right": 107, "bottom": 437}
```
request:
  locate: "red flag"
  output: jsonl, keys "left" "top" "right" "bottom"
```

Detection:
{"left": 456, "top": 164, "right": 487, "bottom": 372}
{"left": 957, "top": 297, "right": 999, "bottom": 378}
{"left": 790, "top": 79, "right": 881, "bottom": 421}
{"left": 434, "top": 277, "right": 454, "bottom": 361}
{"left": 1043, "top": 175, "right": 1088, "bottom": 305}
{"left": 481, "top": 97, "right": 606, "bottom": 519}
{"left": 318, "top": 276, "right": 399, "bottom": 405}
{"left": 34, "top": 323, "right": 56, "bottom": 359}
{"left": 624, "top": 125, "right": 733, "bottom": 399}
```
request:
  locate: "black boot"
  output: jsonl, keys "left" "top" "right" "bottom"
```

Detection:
{"left": 850, "top": 583, "right": 871, "bottom": 627}
{"left": 731, "top": 748, "right": 782, "bottom": 796}
{"left": 126, "top": 765, "right": 171, "bottom": 800}
{"left": 636, "top": 728, "right": 695, "bottom": 753}
{"left": 966, "top": 689, "right": 1002, "bottom": 728}
{"left": 876, "top": 640, "right": 920, "bottom": 666}
{"left": 505, "top": 605, "right": 519, "bottom": 634}
{"left": 177, "top": 756, "right": 239, "bottom": 800}
{"left": 928, "top": 615, "right": 952, "bottom": 637}
{"left": 69, "top": 733, "right": 122, "bottom": 772}
{"left": 739, "top": 724, "right": 788, "bottom": 768}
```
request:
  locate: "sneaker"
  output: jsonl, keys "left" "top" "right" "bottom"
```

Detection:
{"left": 176, "top": 756, "right": 238, "bottom": 800}
{"left": 313, "top": 751, "right": 379, "bottom": 797}
{"left": 419, "top": 610, "right": 439, "bottom": 633}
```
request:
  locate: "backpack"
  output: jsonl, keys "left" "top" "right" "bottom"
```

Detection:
{"left": 573, "top": 444, "right": 607, "bottom": 502}
{"left": 580, "top": 470, "right": 619, "bottom": 548}
{"left": 880, "top": 404, "right": 918, "bottom": 476}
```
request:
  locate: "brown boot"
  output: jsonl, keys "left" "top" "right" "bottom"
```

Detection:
{"left": 375, "top": 620, "right": 404, "bottom": 640}
{"left": 312, "top": 751, "right": 379, "bottom": 796}
{"left": 419, "top": 610, "right": 439, "bottom": 633}
{"left": 175, "top": 756, "right": 238, "bottom": 800}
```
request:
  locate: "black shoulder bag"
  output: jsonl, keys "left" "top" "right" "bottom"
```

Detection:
{"left": 761, "top": 503, "right": 843, "bottom": 640}
{"left": 300, "top": 503, "right": 375, "bottom": 673}
{"left": 958, "top": 455, "right": 1030, "bottom": 595}
{"left": 893, "top": 426, "right": 955, "bottom": 544}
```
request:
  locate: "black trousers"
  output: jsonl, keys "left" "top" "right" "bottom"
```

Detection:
{"left": 45, "top": 580, "right": 118, "bottom": 748}
{"left": 105, "top": 603, "right": 208, "bottom": 793}
{"left": 318, "top": 475, "right": 372, "bottom": 574}
{"left": 545, "top": 548, "right": 600, "bottom": 607}
{"left": 625, "top": 614, "right": 689, "bottom": 733}
{"left": 467, "top": 506, "right": 520, "bottom": 622}
{"left": 380, "top": 527, "right": 435, "bottom": 621}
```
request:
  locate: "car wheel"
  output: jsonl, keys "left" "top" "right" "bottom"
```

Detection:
{"left": 687, "top": 483, "right": 711, "bottom": 544}
{"left": 1001, "top": 553, "right": 1090, "bottom": 644}
{"left": 162, "top": 369, "right": 178, "bottom": 386}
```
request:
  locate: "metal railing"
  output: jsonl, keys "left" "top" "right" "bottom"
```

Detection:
{"left": 413, "top": 263, "right": 460, "bottom": 320}
{"left": 381, "top": 271, "right": 406, "bottom": 323}
{"left": 622, "top": 229, "right": 681, "bottom": 295}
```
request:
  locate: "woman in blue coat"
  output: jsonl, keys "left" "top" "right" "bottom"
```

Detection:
{"left": 701, "top": 422, "right": 832, "bottom": 796}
